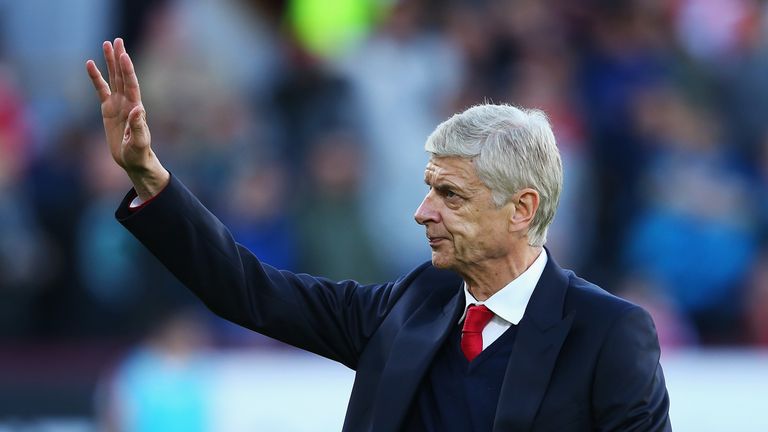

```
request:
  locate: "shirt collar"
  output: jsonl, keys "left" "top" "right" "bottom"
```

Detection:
{"left": 460, "top": 248, "right": 548, "bottom": 325}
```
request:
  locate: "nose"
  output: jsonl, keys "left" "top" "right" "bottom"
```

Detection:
{"left": 414, "top": 191, "right": 440, "bottom": 225}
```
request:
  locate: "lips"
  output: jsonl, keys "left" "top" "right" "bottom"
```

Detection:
{"left": 427, "top": 234, "right": 447, "bottom": 247}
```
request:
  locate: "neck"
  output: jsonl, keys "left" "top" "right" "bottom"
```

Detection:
{"left": 463, "top": 246, "right": 542, "bottom": 301}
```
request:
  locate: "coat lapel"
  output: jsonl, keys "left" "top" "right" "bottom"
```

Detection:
{"left": 493, "top": 255, "right": 575, "bottom": 431}
{"left": 371, "top": 277, "right": 464, "bottom": 432}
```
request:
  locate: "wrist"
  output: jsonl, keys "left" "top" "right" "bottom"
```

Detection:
{"left": 126, "top": 155, "right": 169, "bottom": 201}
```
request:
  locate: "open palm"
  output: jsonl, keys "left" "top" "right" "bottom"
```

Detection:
{"left": 86, "top": 38, "right": 151, "bottom": 172}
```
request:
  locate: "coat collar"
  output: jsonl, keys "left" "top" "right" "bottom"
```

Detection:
{"left": 517, "top": 249, "right": 572, "bottom": 332}
{"left": 493, "top": 251, "right": 575, "bottom": 431}
{"left": 371, "top": 269, "right": 464, "bottom": 432}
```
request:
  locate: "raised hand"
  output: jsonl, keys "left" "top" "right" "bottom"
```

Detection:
{"left": 86, "top": 38, "right": 168, "bottom": 200}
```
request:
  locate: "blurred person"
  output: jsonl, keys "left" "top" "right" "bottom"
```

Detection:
{"left": 214, "top": 162, "right": 299, "bottom": 345}
{"left": 0, "top": 65, "right": 31, "bottom": 176}
{"left": 77, "top": 137, "right": 138, "bottom": 283}
{"left": 25, "top": 124, "right": 91, "bottom": 336}
{"left": 718, "top": 0, "right": 768, "bottom": 165}
{"left": 757, "top": 131, "right": 768, "bottom": 246}
{"left": 483, "top": 1, "right": 597, "bottom": 272}
{"left": 442, "top": 2, "right": 514, "bottom": 106}
{"left": 339, "top": 0, "right": 463, "bottom": 276}
{"left": 0, "top": 68, "right": 51, "bottom": 336}
{"left": 0, "top": 166, "right": 50, "bottom": 337}
{"left": 220, "top": 162, "right": 298, "bottom": 272}
{"left": 138, "top": 0, "right": 279, "bottom": 106}
{"left": 97, "top": 307, "right": 212, "bottom": 432}
{"left": 625, "top": 87, "right": 758, "bottom": 343}
{"left": 747, "top": 138, "right": 768, "bottom": 346}
{"left": 136, "top": 0, "right": 277, "bottom": 203}
{"left": 86, "top": 38, "right": 670, "bottom": 431}
{"left": 577, "top": 0, "right": 678, "bottom": 285}
{"left": 745, "top": 249, "right": 768, "bottom": 346}
{"left": 269, "top": 36, "right": 362, "bottom": 170}
{"left": 506, "top": 47, "right": 596, "bottom": 272}
{"left": 294, "top": 129, "right": 385, "bottom": 282}
{"left": 75, "top": 135, "right": 166, "bottom": 335}
{"left": 445, "top": 0, "right": 567, "bottom": 106}
{"left": 0, "top": 0, "right": 112, "bottom": 146}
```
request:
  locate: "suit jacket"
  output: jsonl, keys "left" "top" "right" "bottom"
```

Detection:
{"left": 116, "top": 175, "right": 671, "bottom": 432}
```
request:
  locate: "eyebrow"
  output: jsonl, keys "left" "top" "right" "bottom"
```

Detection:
{"left": 424, "top": 169, "right": 470, "bottom": 194}
{"left": 426, "top": 178, "right": 466, "bottom": 195}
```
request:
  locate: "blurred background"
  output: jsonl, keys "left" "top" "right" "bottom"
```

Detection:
{"left": 0, "top": 0, "right": 767, "bottom": 430}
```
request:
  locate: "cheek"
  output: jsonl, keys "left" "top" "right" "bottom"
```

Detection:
{"left": 443, "top": 204, "right": 496, "bottom": 245}
{"left": 448, "top": 221, "right": 480, "bottom": 250}
{"left": 477, "top": 225, "right": 510, "bottom": 257}
{"left": 451, "top": 216, "right": 506, "bottom": 255}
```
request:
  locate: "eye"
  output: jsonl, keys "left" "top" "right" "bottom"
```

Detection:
{"left": 441, "top": 188, "right": 462, "bottom": 202}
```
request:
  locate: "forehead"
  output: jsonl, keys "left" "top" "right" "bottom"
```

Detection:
{"left": 424, "top": 156, "right": 481, "bottom": 186}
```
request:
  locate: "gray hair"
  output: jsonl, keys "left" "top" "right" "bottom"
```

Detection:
{"left": 424, "top": 104, "right": 563, "bottom": 247}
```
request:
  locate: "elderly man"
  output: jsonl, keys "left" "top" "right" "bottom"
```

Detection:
{"left": 87, "top": 39, "right": 671, "bottom": 431}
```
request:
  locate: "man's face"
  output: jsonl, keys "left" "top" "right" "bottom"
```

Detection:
{"left": 414, "top": 156, "right": 514, "bottom": 272}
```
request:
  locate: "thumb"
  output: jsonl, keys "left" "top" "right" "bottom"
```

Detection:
{"left": 125, "top": 105, "right": 151, "bottom": 150}
{"left": 128, "top": 105, "right": 147, "bottom": 132}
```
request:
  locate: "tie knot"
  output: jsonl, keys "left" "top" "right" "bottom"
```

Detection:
{"left": 463, "top": 304, "right": 494, "bottom": 333}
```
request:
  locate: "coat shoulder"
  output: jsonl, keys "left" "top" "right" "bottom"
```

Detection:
{"left": 385, "top": 262, "right": 463, "bottom": 317}
{"left": 401, "top": 262, "right": 463, "bottom": 292}
{"left": 563, "top": 271, "right": 650, "bottom": 328}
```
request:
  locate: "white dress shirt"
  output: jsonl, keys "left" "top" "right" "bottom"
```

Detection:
{"left": 459, "top": 249, "right": 548, "bottom": 349}
{"left": 129, "top": 196, "right": 143, "bottom": 208}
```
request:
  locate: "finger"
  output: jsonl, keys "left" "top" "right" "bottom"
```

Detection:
{"left": 103, "top": 41, "right": 118, "bottom": 93}
{"left": 85, "top": 60, "right": 111, "bottom": 102}
{"left": 113, "top": 38, "right": 126, "bottom": 94}
{"left": 120, "top": 53, "right": 142, "bottom": 103}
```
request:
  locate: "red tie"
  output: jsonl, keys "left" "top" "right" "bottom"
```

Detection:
{"left": 461, "top": 304, "right": 495, "bottom": 362}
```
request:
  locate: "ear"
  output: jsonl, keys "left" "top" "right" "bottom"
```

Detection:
{"left": 509, "top": 188, "right": 539, "bottom": 232}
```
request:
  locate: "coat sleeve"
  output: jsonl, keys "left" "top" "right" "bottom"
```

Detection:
{"left": 591, "top": 305, "right": 672, "bottom": 431}
{"left": 116, "top": 175, "right": 419, "bottom": 370}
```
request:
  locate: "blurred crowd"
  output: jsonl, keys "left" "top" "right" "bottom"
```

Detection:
{"left": 2, "top": 0, "right": 768, "bottom": 356}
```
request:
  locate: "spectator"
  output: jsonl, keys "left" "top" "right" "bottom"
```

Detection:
{"left": 340, "top": 0, "right": 462, "bottom": 275}
{"left": 624, "top": 88, "right": 758, "bottom": 343}
{"left": 295, "top": 130, "right": 385, "bottom": 283}
{"left": 98, "top": 307, "right": 212, "bottom": 432}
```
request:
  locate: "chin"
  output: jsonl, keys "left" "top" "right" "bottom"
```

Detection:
{"left": 430, "top": 254, "right": 454, "bottom": 270}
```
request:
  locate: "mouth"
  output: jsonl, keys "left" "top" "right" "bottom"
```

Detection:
{"left": 427, "top": 235, "right": 447, "bottom": 247}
